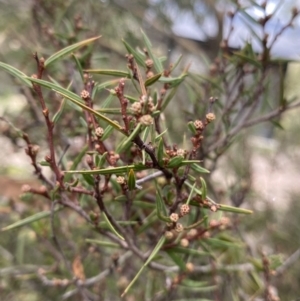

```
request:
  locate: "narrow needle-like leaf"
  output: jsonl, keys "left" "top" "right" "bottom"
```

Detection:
{"left": 45, "top": 36, "right": 101, "bottom": 67}
{"left": 121, "top": 236, "right": 165, "bottom": 297}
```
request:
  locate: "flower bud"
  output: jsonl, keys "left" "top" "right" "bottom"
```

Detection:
{"left": 180, "top": 204, "right": 190, "bottom": 216}
{"left": 169, "top": 213, "right": 179, "bottom": 223}
{"left": 206, "top": 113, "right": 215, "bottom": 123}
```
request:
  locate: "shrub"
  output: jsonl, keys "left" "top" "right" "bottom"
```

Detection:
{"left": 1, "top": 3, "right": 300, "bottom": 300}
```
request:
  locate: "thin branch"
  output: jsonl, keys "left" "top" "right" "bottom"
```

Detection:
{"left": 61, "top": 251, "right": 133, "bottom": 300}
{"left": 136, "top": 171, "right": 163, "bottom": 185}
{"left": 276, "top": 248, "right": 300, "bottom": 275}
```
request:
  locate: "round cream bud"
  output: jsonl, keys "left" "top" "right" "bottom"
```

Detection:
{"left": 95, "top": 127, "right": 104, "bottom": 138}
{"left": 176, "top": 149, "right": 185, "bottom": 157}
{"left": 146, "top": 71, "right": 154, "bottom": 78}
{"left": 194, "top": 120, "right": 204, "bottom": 130}
{"left": 210, "top": 205, "right": 218, "bottom": 212}
{"left": 180, "top": 204, "right": 190, "bottom": 216}
{"left": 209, "top": 219, "right": 219, "bottom": 227}
{"left": 80, "top": 89, "right": 90, "bottom": 100}
{"left": 116, "top": 176, "right": 125, "bottom": 184}
{"left": 180, "top": 238, "right": 189, "bottom": 247}
{"left": 139, "top": 114, "right": 153, "bottom": 126}
{"left": 169, "top": 213, "right": 179, "bottom": 223}
{"left": 175, "top": 223, "right": 184, "bottom": 233}
{"left": 145, "top": 59, "right": 154, "bottom": 68}
{"left": 21, "top": 184, "right": 31, "bottom": 193}
{"left": 206, "top": 113, "right": 216, "bottom": 123}
{"left": 131, "top": 102, "right": 142, "bottom": 114}
{"left": 203, "top": 231, "right": 210, "bottom": 238}
{"left": 187, "top": 228, "right": 197, "bottom": 238}
{"left": 165, "top": 231, "right": 174, "bottom": 240}
{"left": 186, "top": 262, "right": 194, "bottom": 273}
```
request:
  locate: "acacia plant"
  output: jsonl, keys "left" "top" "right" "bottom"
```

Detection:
{"left": 1, "top": 3, "right": 300, "bottom": 300}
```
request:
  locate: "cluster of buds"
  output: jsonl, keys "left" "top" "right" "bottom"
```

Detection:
{"left": 165, "top": 145, "right": 187, "bottom": 158}
{"left": 131, "top": 95, "right": 156, "bottom": 118}
{"left": 165, "top": 216, "right": 184, "bottom": 239}
{"left": 194, "top": 195, "right": 220, "bottom": 212}
{"left": 176, "top": 148, "right": 187, "bottom": 158}
{"left": 191, "top": 97, "right": 216, "bottom": 149}
{"left": 145, "top": 56, "right": 154, "bottom": 78}
{"left": 166, "top": 204, "right": 192, "bottom": 239}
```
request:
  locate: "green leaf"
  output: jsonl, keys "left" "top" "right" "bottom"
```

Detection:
{"left": 26, "top": 77, "right": 125, "bottom": 134}
{"left": 186, "top": 183, "right": 196, "bottom": 205}
{"left": 122, "top": 39, "right": 146, "bottom": 67}
{"left": 45, "top": 36, "right": 101, "bottom": 67}
{"left": 2, "top": 208, "right": 61, "bottom": 232}
{"left": 121, "top": 236, "right": 165, "bottom": 297}
{"left": 137, "top": 210, "right": 158, "bottom": 234}
{"left": 171, "top": 247, "right": 209, "bottom": 257}
{"left": 188, "top": 121, "right": 197, "bottom": 135}
{"left": 0, "top": 62, "right": 32, "bottom": 87}
{"left": 155, "top": 129, "right": 168, "bottom": 142}
{"left": 127, "top": 169, "right": 136, "bottom": 191}
{"left": 217, "top": 204, "right": 253, "bottom": 215}
{"left": 92, "top": 79, "right": 120, "bottom": 99}
{"left": 232, "top": 51, "right": 262, "bottom": 68}
{"left": 84, "top": 69, "right": 130, "bottom": 78}
{"left": 159, "top": 74, "right": 187, "bottom": 88}
{"left": 97, "top": 152, "right": 107, "bottom": 169}
{"left": 179, "top": 284, "right": 217, "bottom": 293}
{"left": 145, "top": 72, "right": 162, "bottom": 87}
{"left": 200, "top": 177, "right": 207, "bottom": 200}
{"left": 71, "top": 53, "right": 84, "bottom": 81}
{"left": 52, "top": 80, "right": 73, "bottom": 124}
{"left": 171, "top": 299, "right": 213, "bottom": 301}
{"left": 170, "top": 54, "right": 183, "bottom": 72}
{"left": 181, "top": 279, "right": 210, "bottom": 288}
{"left": 39, "top": 160, "right": 51, "bottom": 167}
{"left": 204, "top": 237, "right": 243, "bottom": 248}
{"left": 161, "top": 86, "right": 178, "bottom": 111}
{"left": 141, "top": 29, "right": 163, "bottom": 73}
{"left": 101, "top": 125, "right": 114, "bottom": 141}
{"left": 64, "top": 145, "right": 88, "bottom": 182}
{"left": 157, "top": 138, "right": 164, "bottom": 165}
{"left": 155, "top": 183, "right": 170, "bottom": 222}
{"left": 65, "top": 164, "right": 149, "bottom": 175}
{"left": 190, "top": 163, "right": 210, "bottom": 174}
{"left": 86, "top": 239, "right": 120, "bottom": 248}
{"left": 166, "top": 250, "right": 186, "bottom": 271}
{"left": 102, "top": 212, "right": 124, "bottom": 241}
{"left": 82, "top": 173, "right": 94, "bottom": 186}
{"left": 167, "top": 156, "right": 184, "bottom": 168}
{"left": 116, "top": 123, "right": 142, "bottom": 153}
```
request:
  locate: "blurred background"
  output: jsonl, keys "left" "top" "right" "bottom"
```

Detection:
{"left": 1, "top": 0, "right": 300, "bottom": 300}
